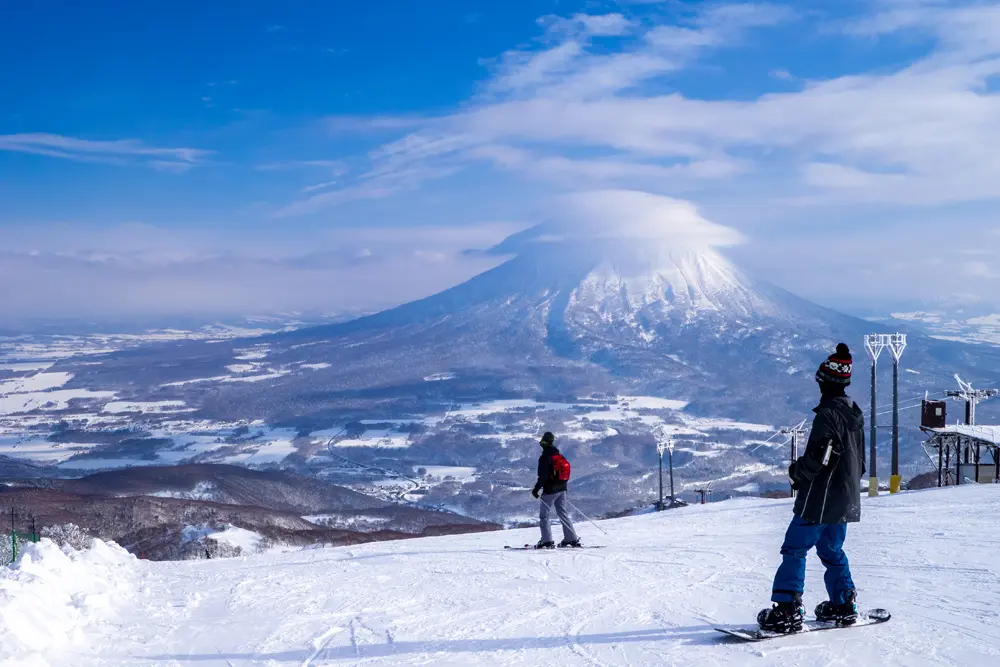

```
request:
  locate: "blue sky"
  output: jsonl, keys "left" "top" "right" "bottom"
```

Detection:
{"left": 2, "top": 0, "right": 999, "bottom": 322}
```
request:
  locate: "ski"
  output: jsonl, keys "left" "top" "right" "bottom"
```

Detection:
{"left": 715, "top": 608, "right": 890, "bottom": 642}
{"left": 503, "top": 544, "right": 605, "bottom": 550}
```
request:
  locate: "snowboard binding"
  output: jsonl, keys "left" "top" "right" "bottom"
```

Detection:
{"left": 815, "top": 590, "right": 859, "bottom": 626}
{"left": 757, "top": 595, "right": 805, "bottom": 634}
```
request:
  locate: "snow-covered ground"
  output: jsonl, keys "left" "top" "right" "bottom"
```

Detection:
{"left": 887, "top": 310, "right": 1000, "bottom": 347}
{"left": 0, "top": 367, "right": 776, "bottom": 479}
{"left": 0, "top": 323, "right": 301, "bottom": 367}
{"left": 6, "top": 485, "right": 999, "bottom": 666}
{"left": 0, "top": 371, "right": 115, "bottom": 416}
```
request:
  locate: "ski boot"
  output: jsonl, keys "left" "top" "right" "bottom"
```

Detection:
{"left": 815, "top": 590, "right": 858, "bottom": 626}
{"left": 558, "top": 539, "right": 583, "bottom": 548}
{"left": 533, "top": 540, "right": 555, "bottom": 549}
{"left": 757, "top": 594, "right": 805, "bottom": 634}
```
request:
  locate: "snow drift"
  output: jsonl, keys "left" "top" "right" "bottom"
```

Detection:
{"left": 0, "top": 539, "right": 137, "bottom": 667}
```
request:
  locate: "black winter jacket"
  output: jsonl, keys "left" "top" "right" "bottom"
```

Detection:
{"left": 791, "top": 396, "right": 866, "bottom": 524}
{"left": 533, "top": 446, "right": 567, "bottom": 495}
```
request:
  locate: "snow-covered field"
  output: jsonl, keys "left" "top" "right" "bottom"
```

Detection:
{"left": 6, "top": 485, "right": 999, "bottom": 666}
{"left": 0, "top": 324, "right": 298, "bottom": 366}
{"left": 0, "top": 335, "right": 778, "bottom": 480}
{"left": 888, "top": 310, "right": 1000, "bottom": 347}
{"left": 0, "top": 371, "right": 116, "bottom": 417}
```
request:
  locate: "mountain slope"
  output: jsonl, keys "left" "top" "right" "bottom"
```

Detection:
{"left": 8, "top": 485, "right": 999, "bottom": 666}
{"left": 247, "top": 229, "right": 998, "bottom": 425}
{"left": 3, "top": 464, "right": 496, "bottom": 559}
{"left": 67, "top": 221, "right": 1000, "bottom": 428}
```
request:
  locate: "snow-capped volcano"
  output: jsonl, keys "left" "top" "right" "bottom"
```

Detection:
{"left": 571, "top": 247, "right": 767, "bottom": 319}
{"left": 491, "top": 207, "right": 768, "bottom": 314}
{"left": 70, "top": 191, "right": 1000, "bottom": 426}
{"left": 248, "top": 196, "right": 881, "bottom": 423}
{"left": 540, "top": 243, "right": 780, "bottom": 348}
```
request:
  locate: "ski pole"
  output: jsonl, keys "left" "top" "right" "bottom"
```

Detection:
{"left": 539, "top": 496, "right": 556, "bottom": 523}
{"left": 566, "top": 499, "right": 609, "bottom": 536}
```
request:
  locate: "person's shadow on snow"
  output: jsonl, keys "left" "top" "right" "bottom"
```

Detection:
{"left": 146, "top": 624, "right": 721, "bottom": 662}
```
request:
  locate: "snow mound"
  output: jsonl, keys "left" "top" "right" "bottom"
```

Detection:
{"left": 206, "top": 525, "right": 264, "bottom": 552}
{"left": 0, "top": 539, "right": 136, "bottom": 667}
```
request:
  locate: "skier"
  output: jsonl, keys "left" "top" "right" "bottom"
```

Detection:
{"left": 758, "top": 343, "right": 866, "bottom": 633}
{"left": 531, "top": 431, "right": 581, "bottom": 549}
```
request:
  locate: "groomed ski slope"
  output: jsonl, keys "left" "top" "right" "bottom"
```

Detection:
{"left": 6, "top": 485, "right": 1000, "bottom": 667}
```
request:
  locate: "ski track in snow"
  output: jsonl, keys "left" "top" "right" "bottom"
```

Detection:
{"left": 35, "top": 485, "right": 1000, "bottom": 666}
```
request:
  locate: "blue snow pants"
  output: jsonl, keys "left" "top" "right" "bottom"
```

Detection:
{"left": 771, "top": 515, "right": 856, "bottom": 604}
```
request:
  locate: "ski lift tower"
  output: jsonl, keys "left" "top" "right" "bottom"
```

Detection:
{"left": 654, "top": 426, "right": 676, "bottom": 511}
{"left": 864, "top": 333, "right": 907, "bottom": 494}
{"left": 864, "top": 334, "right": 887, "bottom": 496}
{"left": 943, "top": 375, "right": 999, "bottom": 476}
{"left": 888, "top": 334, "right": 907, "bottom": 493}
{"left": 945, "top": 375, "right": 1000, "bottom": 427}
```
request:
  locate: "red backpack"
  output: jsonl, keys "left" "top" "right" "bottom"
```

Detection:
{"left": 551, "top": 453, "right": 571, "bottom": 482}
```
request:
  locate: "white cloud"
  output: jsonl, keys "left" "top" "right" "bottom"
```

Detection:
{"left": 485, "top": 41, "right": 586, "bottom": 97}
{"left": 468, "top": 144, "right": 745, "bottom": 187}
{"left": 548, "top": 190, "right": 744, "bottom": 246}
{"left": 0, "top": 223, "right": 521, "bottom": 323}
{"left": 277, "top": 4, "right": 794, "bottom": 217}
{"left": 729, "top": 216, "right": 1000, "bottom": 310}
{"left": 483, "top": 5, "right": 791, "bottom": 101}
{"left": 360, "top": 1, "right": 1000, "bottom": 208}
{"left": 697, "top": 3, "right": 797, "bottom": 32}
{"left": 0, "top": 133, "right": 210, "bottom": 169}
{"left": 274, "top": 163, "right": 461, "bottom": 218}
{"left": 299, "top": 179, "right": 341, "bottom": 194}
{"left": 271, "top": 0, "right": 1000, "bottom": 326}
{"left": 965, "top": 261, "right": 994, "bottom": 278}
{"left": 801, "top": 163, "right": 907, "bottom": 190}
{"left": 542, "top": 13, "right": 636, "bottom": 38}
{"left": 255, "top": 160, "right": 349, "bottom": 172}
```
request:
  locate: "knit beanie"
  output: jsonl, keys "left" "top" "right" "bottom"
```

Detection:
{"left": 540, "top": 431, "right": 555, "bottom": 446}
{"left": 816, "top": 343, "right": 852, "bottom": 386}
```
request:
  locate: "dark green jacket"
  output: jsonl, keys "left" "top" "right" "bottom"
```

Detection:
{"left": 533, "top": 446, "right": 568, "bottom": 495}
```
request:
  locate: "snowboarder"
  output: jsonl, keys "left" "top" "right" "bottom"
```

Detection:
{"left": 531, "top": 432, "right": 581, "bottom": 549}
{"left": 758, "top": 343, "right": 866, "bottom": 634}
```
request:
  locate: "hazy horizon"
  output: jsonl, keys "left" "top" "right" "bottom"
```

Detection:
{"left": 3, "top": 0, "right": 1000, "bottom": 325}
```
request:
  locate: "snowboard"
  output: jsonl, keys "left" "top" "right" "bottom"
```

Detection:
{"left": 504, "top": 544, "right": 605, "bottom": 550}
{"left": 715, "top": 608, "right": 890, "bottom": 642}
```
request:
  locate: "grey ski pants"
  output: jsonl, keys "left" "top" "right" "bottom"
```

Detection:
{"left": 539, "top": 491, "right": 578, "bottom": 543}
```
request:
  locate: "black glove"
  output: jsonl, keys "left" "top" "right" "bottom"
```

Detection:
{"left": 532, "top": 488, "right": 540, "bottom": 499}
{"left": 788, "top": 462, "right": 801, "bottom": 491}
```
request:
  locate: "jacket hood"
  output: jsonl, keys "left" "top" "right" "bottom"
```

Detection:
{"left": 815, "top": 395, "right": 865, "bottom": 430}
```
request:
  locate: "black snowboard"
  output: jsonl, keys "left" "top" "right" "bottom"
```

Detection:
{"left": 715, "top": 609, "right": 890, "bottom": 642}
{"left": 504, "top": 544, "right": 605, "bottom": 550}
